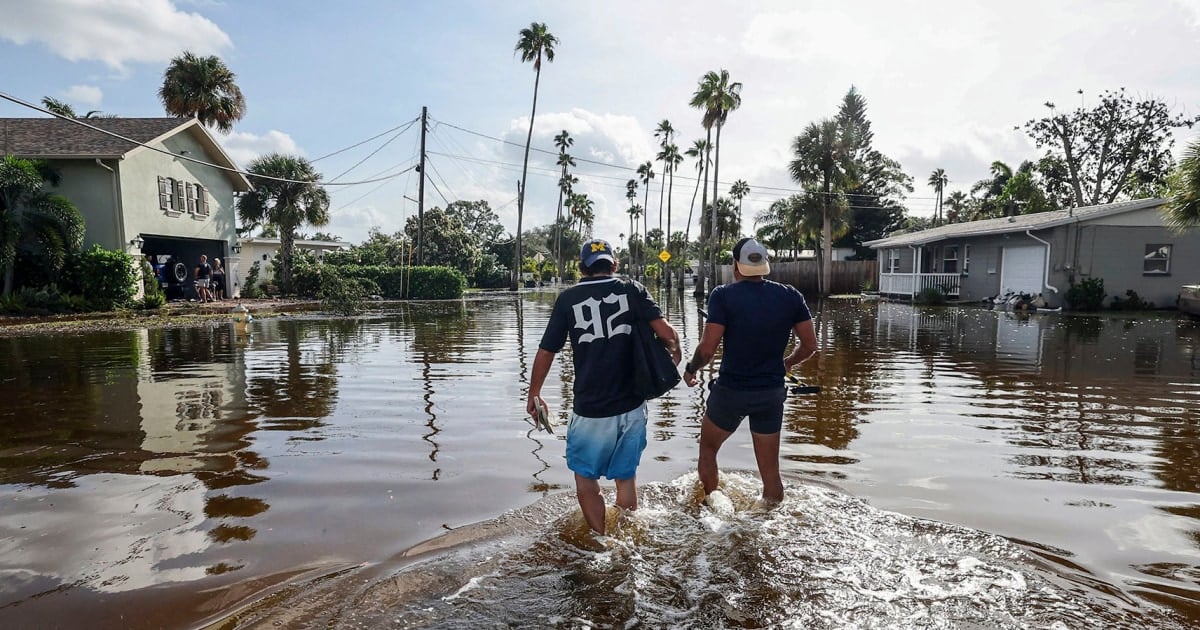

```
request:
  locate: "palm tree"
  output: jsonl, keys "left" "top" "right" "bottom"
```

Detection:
{"left": 637, "top": 161, "right": 655, "bottom": 278}
{"left": 944, "top": 191, "right": 968, "bottom": 224}
{"left": 928, "top": 168, "right": 948, "bottom": 226}
{"left": 512, "top": 22, "right": 559, "bottom": 291}
{"left": 1164, "top": 138, "right": 1200, "bottom": 232}
{"left": 691, "top": 69, "right": 742, "bottom": 293}
{"left": 236, "top": 154, "right": 330, "bottom": 295}
{"left": 626, "top": 203, "right": 643, "bottom": 266}
{"left": 0, "top": 157, "right": 85, "bottom": 296}
{"left": 158, "top": 51, "right": 246, "bottom": 132}
{"left": 42, "top": 96, "right": 113, "bottom": 119}
{"left": 683, "top": 139, "right": 710, "bottom": 250}
{"left": 654, "top": 120, "right": 675, "bottom": 236}
{"left": 553, "top": 130, "right": 574, "bottom": 280}
{"left": 790, "top": 119, "right": 853, "bottom": 295}
{"left": 658, "top": 142, "right": 683, "bottom": 289}
{"left": 729, "top": 179, "right": 750, "bottom": 237}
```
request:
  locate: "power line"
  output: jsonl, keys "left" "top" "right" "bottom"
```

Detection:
{"left": 424, "top": 156, "right": 458, "bottom": 203}
{"left": 0, "top": 90, "right": 413, "bottom": 187}
{"left": 311, "top": 117, "right": 419, "bottom": 162}
{"left": 327, "top": 125, "right": 410, "bottom": 183}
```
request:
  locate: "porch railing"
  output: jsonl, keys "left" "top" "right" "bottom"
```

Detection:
{"left": 879, "top": 272, "right": 961, "bottom": 298}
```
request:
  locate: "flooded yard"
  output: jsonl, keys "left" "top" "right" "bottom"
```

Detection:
{"left": 2, "top": 294, "right": 1199, "bottom": 628}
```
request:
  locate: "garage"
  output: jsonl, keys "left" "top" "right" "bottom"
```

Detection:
{"left": 138, "top": 235, "right": 228, "bottom": 301}
{"left": 1000, "top": 245, "right": 1046, "bottom": 295}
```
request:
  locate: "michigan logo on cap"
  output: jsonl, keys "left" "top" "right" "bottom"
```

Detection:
{"left": 591, "top": 242, "right": 607, "bottom": 252}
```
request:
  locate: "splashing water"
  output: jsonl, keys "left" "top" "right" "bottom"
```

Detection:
{"left": 215, "top": 473, "right": 1189, "bottom": 629}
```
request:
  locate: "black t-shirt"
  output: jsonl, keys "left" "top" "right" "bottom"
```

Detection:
{"left": 707, "top": 279, "right": 812, "bottom": 389}
{"left": 196, "top": 263, "right": 212, "bottom": 279}
{"left": 539, "top": 277, "right": 662, "bottom": 418}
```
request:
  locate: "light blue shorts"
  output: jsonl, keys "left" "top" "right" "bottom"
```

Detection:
{"left": 565, "top": 405, "right": 648, "bottom": 480}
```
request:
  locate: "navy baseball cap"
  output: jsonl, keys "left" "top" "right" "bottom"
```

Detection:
{"left": 580, "top": 239, "right": 615, "bottom": 266}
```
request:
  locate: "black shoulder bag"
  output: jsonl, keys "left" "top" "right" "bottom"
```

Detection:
{"left": 626, "top": 282, "right": 681, "bottom": 400}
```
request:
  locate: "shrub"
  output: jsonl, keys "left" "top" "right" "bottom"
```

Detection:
{"left": 319, "top": 267, "right": 377, "bottom": 316}
{"left": 241, "top": 262, "right": 263, "bottom": 298}
{"left": 472, "top": 253, "right": 509, "bottom": 289}
{"left": 1066, "top": 277, "right": 1106, "bottom": 311}
{"left": 915, "top": 286, "right": 946, "bottom": 305}
{"left": 1110, "top": 289, "right": 1154, "bottom": 311}
{"left": 62, "top": 243, "right": 136, "bottom": 309}
{"left": 303, "top": 264, "right": 465, "bottom": 300}
{"left": 140, "top": 291, "right": 166, "bottom": 310}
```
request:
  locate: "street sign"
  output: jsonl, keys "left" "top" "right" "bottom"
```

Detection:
{"left": 658, "top": 250, "right": 671, "bottom": 263}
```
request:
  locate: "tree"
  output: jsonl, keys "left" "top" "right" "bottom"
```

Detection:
{"left": 404, "top": 206, "right": 482, "bottom": 276}
{"left": 832, "top": 87, "right": 910, "bottom": 257}
{"left": 310, "top": 232, "right": 342, "bottom": 242}
{"left": 790, "top": 119, "right": 853, "bottom": 294}
{"left": 683, "top": 139, "right": 710, "bottom": 257}
{"left": 928, "top": 168, "right": 948, "bottom": 226}
{"left": 729, "top": 179, "right": 750, "bottom": 237}
{"left": 637, "top": 161, "right": 654, "bottom": 277}
{"left": 969, "top": 161, "right": 1015, "bottom": 220}
{"left": 1023, "top": 89, "right": 1199, "bottom": 208}
{"left": 446, "top": 199, "right": 504, "bottom": 244}
{"left": 944, "top": 191, "right": 968, "bottom": 224}
{"left": 158, "top": 51, "right": 246, "bottom": 132}
{"left": 654, "top": 120, "right": 675, "bottom": 236}
{"left": 237, "top": 154, "right": 330, "bottom": 294}
{"left": 552, "top": 130, "right": 574, "bottom": 279}
{"left": 0, "top": 156, "right": 85, "bottom": 296}
{"left": 1163, "top": 138, "right": 1200, "bottom": 231}
{"left": 512, "top": 22, "right": 559, "bottom": 291}
{"left": 658, "top": 142, "right": 683, "bottom": 288}
{"left": 690, "top": 69, "right": 742, "bottom": 294}
{"left": 42, "top": 96, "right": 113, "bottom": 119}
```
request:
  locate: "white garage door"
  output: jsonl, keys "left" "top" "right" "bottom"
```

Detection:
{"left": 1000, "top": 245, "right": 1046, "bottom": 295}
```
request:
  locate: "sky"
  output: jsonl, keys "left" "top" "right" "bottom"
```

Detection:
{"left": 2, "top": 0, "right": 1200, "bottom": 245}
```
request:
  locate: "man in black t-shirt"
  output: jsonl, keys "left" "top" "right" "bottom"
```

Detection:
{"left": 528, "top": 238, "right": 681, "bottom": 535}
{"left": 683, "top": 238, "right": 819, "bottom": 505}
{"left": 194, "top": 255, "right": 214, "bottom": 303}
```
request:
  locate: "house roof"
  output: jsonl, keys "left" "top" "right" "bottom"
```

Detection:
{"left": 239, "top": 237, "right": 349, "bottom": 251}
{"left": 0, "top": 117, "right": 252, "bottom": 191}
{"left": 864, "top": 198, "right": 1167, "bottom": 248}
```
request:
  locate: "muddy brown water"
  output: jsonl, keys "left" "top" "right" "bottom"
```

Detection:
{"left": 1, "top": 293, "right": 1199, "bottom": 628}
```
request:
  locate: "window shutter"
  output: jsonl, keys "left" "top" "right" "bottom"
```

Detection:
{"left": 185, "top": 183, "right": 195, "bottom": 213}
{"left": 158, "top": 176, "right": 169, "bottom": 210}
{"left": 197, "top": 185, "right": 208, "bottom": 215}
{"left": 173, "top": 179, "right": 184, "bottom": 212}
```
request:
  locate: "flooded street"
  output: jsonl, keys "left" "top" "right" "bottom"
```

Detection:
{"left": 2, "top": 294, "right": 1200, "bottom": 628}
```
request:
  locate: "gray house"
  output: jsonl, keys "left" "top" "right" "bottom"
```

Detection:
{"left": 865, "top": 199, "right": 1200, "bottom": 309}
{"left": 1, "top": 117, "right": 253, "bottom": 296}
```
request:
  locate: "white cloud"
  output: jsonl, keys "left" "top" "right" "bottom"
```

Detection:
{"left": 63, "top": 84, "right": 103, "bottom": 107}
{"left": 217, "top": 130, "right": 301, "bottom": 169}
{"left": 0, "top": 0, "right": 231, "bottom": 71}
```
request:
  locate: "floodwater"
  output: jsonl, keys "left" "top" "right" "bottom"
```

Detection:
{"left": 1, "top": 294, "right": 1199, "bottom": 628}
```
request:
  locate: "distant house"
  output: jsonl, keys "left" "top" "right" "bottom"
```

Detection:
{"left": 236, "top": 237, "right": 348, "bottom": 285}
{"left": 865, "top": 199, "right": 1200, "bottom": 309}
{"left": 0, "top": 117, "right": 253, "bottom": 297}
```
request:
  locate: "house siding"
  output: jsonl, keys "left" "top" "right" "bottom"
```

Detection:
{"left": 44, "top": 160, "right": 123, "bottom": 250}
{"left": 1073, "top": 224, "right": 1200, "bottom": 309}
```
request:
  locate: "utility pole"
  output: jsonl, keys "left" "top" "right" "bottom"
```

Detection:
{"left": 417, "top": 106, "right": 428, "bottom": 265}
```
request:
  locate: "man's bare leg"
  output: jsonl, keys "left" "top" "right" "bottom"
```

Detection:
{"left": 614, "top": 477, "right": 637, "bottom": 511}
{"left": 698, "top": 416, "right": 733, "bottom": 495}
{"left": 575, "top": 473, "right": 606, "bottom": 534}
{"left": 750, "top": 430, "right": 784, "bottom": 504}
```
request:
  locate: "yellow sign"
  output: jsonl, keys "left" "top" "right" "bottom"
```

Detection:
{"left": 658, "top": 250, "right": 671, "bottom": 263}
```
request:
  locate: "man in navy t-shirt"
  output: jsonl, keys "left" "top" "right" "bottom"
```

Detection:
{"left": 682, "top": 238, "right": 818, "bottom": 505}
{"left": 528, "top": 238, "right": 682, "bottom": 534}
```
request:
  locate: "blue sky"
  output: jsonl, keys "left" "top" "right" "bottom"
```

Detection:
{"left": 3, "top": 0, "right": 1200, "bottom": 244}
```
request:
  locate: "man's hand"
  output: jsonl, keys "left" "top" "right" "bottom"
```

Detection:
{"left": 683, "top": 370, "right": 699, "bottom": 387}
{"left": 526, "top": 393, "right": 542, "bottom": 423}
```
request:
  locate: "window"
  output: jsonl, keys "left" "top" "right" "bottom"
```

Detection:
{"left": 943, "top": 246, "right": 958, "bottom": 274}
{"left": 1144, "top": 244, "right": 1171, "bottom": 275}
{"left": 196, "top": 184, "right": 208, "bottom": 215}
{"left": 963, "top": 244, "right": 971, "bottom": 275}
{"left": 887, "top": 249, "right": 901, "bottom": 273}
{"left": 185, "top": 182, "right": 196, "bottom": 214}
{"left": 159, "top": 177, "right": 179, "bottom": 213}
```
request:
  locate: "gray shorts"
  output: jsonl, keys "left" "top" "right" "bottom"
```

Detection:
{"left": 705, "top": 380, "right": 787, "bottom": 434}
{"left": 196, "top": 279, "right": 211, "bottom": 288}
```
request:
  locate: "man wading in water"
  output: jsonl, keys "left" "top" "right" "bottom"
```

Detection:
{"left": 683, "top": 238, "right": 818, "bottom": 505}
{"left": 528, "top": 238, "right": 681, "bottom": 535}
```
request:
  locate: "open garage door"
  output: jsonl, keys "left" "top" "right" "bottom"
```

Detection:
{"left": 139, "top": 236, "right": 227, "bottom": 301}
{"left": 1000, "top": 245, "right": 1046, "bottom": 295}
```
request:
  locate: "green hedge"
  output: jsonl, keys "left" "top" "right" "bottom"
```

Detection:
{"left": 292, "top": 264, "right": 466, "bottom": 300}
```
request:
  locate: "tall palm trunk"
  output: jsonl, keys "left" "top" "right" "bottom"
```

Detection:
{"left": 821, "top": 174, "right": 832, "bottom": 295}
{"left": 513, "top": 61, "right": 542, "bottom": 290}
{"left": 553, "top": 165, "right": 565, "bottom": 281}
{"left": 280, "top": 224, "right": 296, "bottom": 295}
{"left": 695, "top": 128, "right": 712, "bottom": 297}
{"left": 642, "top": 184, "right": 651, "bottom": 281}
{"left": 709, "top": 121, "right": 723, "bottom": 293}
{"left": 666, "top": 166, "right": 675, "bottom": 291}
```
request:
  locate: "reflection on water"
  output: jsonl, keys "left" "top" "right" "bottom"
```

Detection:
{"left": 0, "top": 297, "right": 1199, "bottom": 627}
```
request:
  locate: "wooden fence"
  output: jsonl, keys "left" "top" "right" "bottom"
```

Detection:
{"left": 718, "top": 260, "right": 878, "bottom": 295}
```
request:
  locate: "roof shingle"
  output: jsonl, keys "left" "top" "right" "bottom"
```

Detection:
{"left": 0, "top": 117, "right": 191, "bottom": 158}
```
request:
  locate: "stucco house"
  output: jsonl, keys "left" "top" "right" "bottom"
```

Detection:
{"left": 0, "top": 117, "right": 253, "bottom": 297}
{"left": 865, "top": 198, "right": 1200, "bottom": 309}
{"left": 236, "top": 236, "right": 348, "bottom": 286}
